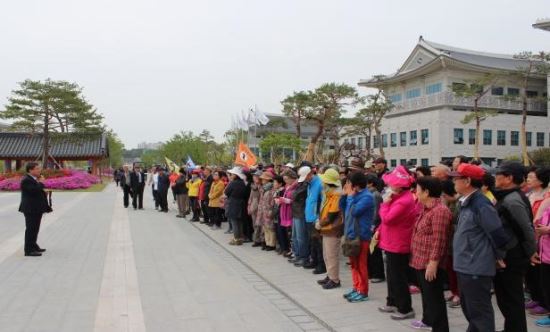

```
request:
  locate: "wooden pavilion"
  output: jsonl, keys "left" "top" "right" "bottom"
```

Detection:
{"left": 0, "top": 132, "right": 109, "bottom": 175}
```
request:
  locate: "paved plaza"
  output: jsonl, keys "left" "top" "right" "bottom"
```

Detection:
{"left": 0, "top": 184, "right": 546, "bottom": 331}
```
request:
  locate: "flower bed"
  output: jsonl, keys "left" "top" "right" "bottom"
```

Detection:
{"left": 0, "top": 170, "right": 100, "bottom": 191}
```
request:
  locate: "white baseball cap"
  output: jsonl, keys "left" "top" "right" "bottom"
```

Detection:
{"left": 297, "top": 166, "right": 312, "bottom": 183}
{"left": 284, "top": 162, "right": 295, "bottom": 168}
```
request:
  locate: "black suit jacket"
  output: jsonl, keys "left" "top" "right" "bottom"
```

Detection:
{"left": 130, "top": 172, "right": 146, "bottom": 191}
{"left": 19, "top": 175, "right": 50, "bottom": 214}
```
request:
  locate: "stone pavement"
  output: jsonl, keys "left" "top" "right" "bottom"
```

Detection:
{"left": 0, "top": 184, "right": 546, "bottom": 331}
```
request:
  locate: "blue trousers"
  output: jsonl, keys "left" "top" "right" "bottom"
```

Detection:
{"left": 292, "top": 217, "right": 310, "bottom": 260}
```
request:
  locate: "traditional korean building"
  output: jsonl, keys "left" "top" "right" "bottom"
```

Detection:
{"left": 355, "top": 36, "right": 549, "bottom": 167}
{"left": 0, "top": 132, "right": 109, "bottom": 175}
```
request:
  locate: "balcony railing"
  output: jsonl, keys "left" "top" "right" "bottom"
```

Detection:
{"left": 391, "top": 91, "right": 547, "bottom": 114}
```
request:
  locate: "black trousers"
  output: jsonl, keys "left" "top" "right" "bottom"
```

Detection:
{"left": 415, "top": 269, "right": 449, "bottom": 332}
{"left": 201, "top": 200, "right": 210, "bottom": 222}
{"left": 24, "top": 213, "right": 43, "bottom": 254}
{"left": 243, "top": 215, "right": 253, "bottom": 240}
{"left": 540, "top": 263, "right": 550, "bottom": 316}
{"left": 189, "top": 197, "right": 200, "bottom": 220}
{"left": 457, "top": 273, "right": 494, "bottom": 332}
{"left": 310, "top": 235, "right": 325, "bottom": 269}
{"left": 152, "top": 188, "right": 159, "bottom": 208}
{"left": 494, "top": 250, "right": 529, "bottom": 332}
{"left": 276, "top": 224, "right": 290, "bottom": 252}
{"left": 158, "top": 190, "right": 168, "bottom": 211}
{"left": 132, "top": 185, "right": 144, "bottom": 209}
{"left": 526, "top": 264, "right": 545, "bottom": 306}
{"left": 210, "top": 207, "right": 222, "bottom": 227}
{"left": 122, "top": 185, "right": 131, "bottom": 207}
{"left": 385, "top": 252, "right": 412, "bottom": 314}
{"left": 367, "top": 247, "right": 385, "bottom": 280}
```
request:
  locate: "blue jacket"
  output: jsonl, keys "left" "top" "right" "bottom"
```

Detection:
{"left": 305, "top": 175, "right": 323, "bottom": 223}
{"left": 340, "top": 189, "right": 374, "bottom": 241}
{"left": 453, "top": 190, "right": 510, "bottom": 277}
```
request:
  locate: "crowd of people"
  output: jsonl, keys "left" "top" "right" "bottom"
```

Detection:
{"left": 117, "top": 156, "right": 550, "bottom": 332}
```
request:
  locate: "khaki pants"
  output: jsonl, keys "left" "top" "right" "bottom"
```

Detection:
{"left": 176, "top": 194, "right": 188, "bottom": 216}
{"left": 322, "top": 235, "right": 341, "bottom": 282}
{"left": 263, "top": 225, "right": 276, "bottom": 247}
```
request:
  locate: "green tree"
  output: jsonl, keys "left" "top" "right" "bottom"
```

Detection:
{"left": 0, "top": 79, "right": 104, "bottom": 166}
{"left": 363, "top": 90, "right": 393, "bottom": 158}
{"left": 104, "top": 130, "right": 125, "bottom": 168}
{"left": 281, "top": 91, "right": 310, "bottom": 138}
{"left": 258, "top": 133, "right": 302, "bottom": 165}
{"left": 452, "top": 74, "right": 499, "bottom": 161}
{"left": 509, "top": 51, "right": 550, "bottom": 166}
{"left": 344, "top": 104, "right": 376, "bottom": 159}
{"left": 300, "top": 83, "right": 360, "bottom": 162}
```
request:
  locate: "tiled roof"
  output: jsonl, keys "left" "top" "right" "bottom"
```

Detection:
{"left": 0, "top": 132, "right": 108, "bottom": 159}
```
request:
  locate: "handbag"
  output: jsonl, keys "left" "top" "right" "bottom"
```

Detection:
{"left": 341, "top": 206, "right": 361, "bottom": 257}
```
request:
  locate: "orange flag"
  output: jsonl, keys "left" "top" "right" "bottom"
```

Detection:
{"left": 235, "top": 142, "right": 257, "bottom": 167}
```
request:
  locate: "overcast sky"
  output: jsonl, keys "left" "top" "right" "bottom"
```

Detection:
{"left": 0, "top": 0, "right": 547, "bottom": 148}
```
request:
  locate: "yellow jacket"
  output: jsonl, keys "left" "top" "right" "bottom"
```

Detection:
{"left": 208, "top": 180, "right": 225, "bottom": 208}
{"left": 187, "top": 178, "right": 202, "bottom": 197}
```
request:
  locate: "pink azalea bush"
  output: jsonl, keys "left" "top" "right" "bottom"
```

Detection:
{"left": 0, "top": 170, "right": 100, "bottom": 191}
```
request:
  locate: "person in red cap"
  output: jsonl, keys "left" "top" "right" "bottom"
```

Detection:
{"left": 448, "top": 163, "right": 510, "bottom": 332}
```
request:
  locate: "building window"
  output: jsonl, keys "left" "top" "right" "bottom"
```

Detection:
{"left": 410, "top": 130, "right": 417, "bottom": 145}
{"left": 491, "top": 87, "right": 504, "bottom": 96}
{"left": 409, "top": 159, "right": 417, "bottom": 166}
{"left": 373, "top": 136, "right": 379, "bottom": 148}
{"left": 351, "top": 137, "right": 356, "bottom": 147}
{"left": 526, "top": 132, "right": 532, "bottom": 146}
{"left": 421, "top": 158, "right": 429, "bottom": 167}
{"left": 357, "top": 137, "right": 363, "bottom": 150}
{"left": 426, "top": 83, "right": 442, "bottom": 95}
{"left": 497, "top": 130, "right": 506, "bottom": 146}
{"left": 382, "top": 134, "right": 388, "bottom": 148}
{"left": 527, "top": 90, "right": 538, "bottom": 98}
{"left": 483, "top": 130, "right": 492, "bottom": 145}
{"left": 399, "top": 132, "right": 407, "bottom": 146}
{"left": 468, "top": 129, "right": 476, "bottom": 145}
{"left": 390, "top": 133, "right": 397, "bottom": 147}
{"left": 421, "top": 129, "right": 429, "bottom": 145}
{"left": 389, "top": 94, "right": 402, "bottom": 103}
{"left": 400, "top": 159, "right": 407, "bottom": 165}
{"left": 511, "top": 131, "right": 519, "bottom": 146}
{"left": 507, "top": 88, "right": 520, "bottom": 96}
{"left": 454, "top": 128, "right": 464, "bottom": 144}
{"left": 537, "top": 132, "right": 545, "bottom": 147}
{"left": 390, "top": 159, "right": 397, "bottom": 168}
{"left": 344, "top": 138, "right": 349, "bottom": 145}
{"left": 406, "top": 88, "right": 421, "bottom": 99}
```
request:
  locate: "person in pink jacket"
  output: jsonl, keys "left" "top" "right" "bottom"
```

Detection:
{"left": 375, "top": 165, "right": 420, "bottom": 320}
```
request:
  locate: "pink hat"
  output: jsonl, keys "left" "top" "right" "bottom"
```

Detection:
{"left": 382, "top": 165, "right": 414, "bottom": 188}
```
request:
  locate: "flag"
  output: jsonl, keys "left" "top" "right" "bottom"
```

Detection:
{"left": 164, "top": 157, "right": 179, "bottom": 173}
{"left": 234, "top": 142, "right": 257, "bottom": 167}
{"left": 248, "top": 107, "right": 259, "bottom": 126}
{"left": 186, "top": 155, "right": 196, "bottom": 169}
{"left": 239, "top": 111, "right": 249, "bottom": 131}
{"left": 254, "top": 106, "right": 270, "bottom": 125}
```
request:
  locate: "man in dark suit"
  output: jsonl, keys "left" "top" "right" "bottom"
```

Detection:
{"left": 19, "top": 162, "right": 50, "bottom": 257}
{"left": 120, "top": 165, "right": 132, "bottom": 208}
{"left": 157, "top": 168, "right": 170, "bottom": 212}
{"left": 130, "top": 166, "right": 146, "bottom": 210}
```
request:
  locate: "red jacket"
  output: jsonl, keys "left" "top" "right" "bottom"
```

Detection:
{"left": 199, "top": 181, "right": 206, "bottom": 200}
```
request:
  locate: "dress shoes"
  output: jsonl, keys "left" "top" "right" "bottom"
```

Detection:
{"left": 25, "top": 252, "right": 42, "bottom": 257}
